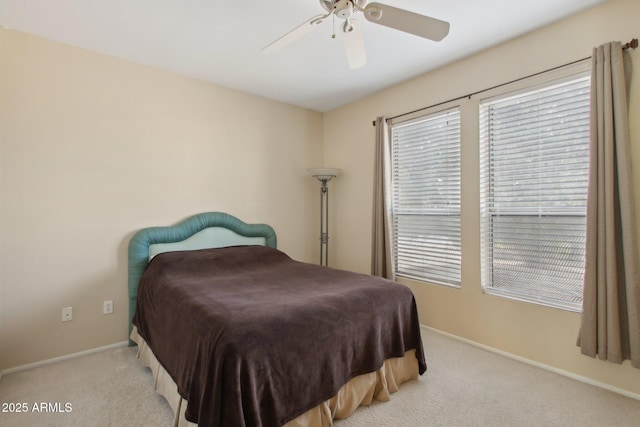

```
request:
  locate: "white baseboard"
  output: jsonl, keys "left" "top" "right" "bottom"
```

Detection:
{"left": 3, "top": 328, "right": 639, "bottom": 402}
{"left": 421, "top": 325, "right": 640, "bottom": 401}
{"left": 1, "top": 341, "right": 129, "bottom": 377}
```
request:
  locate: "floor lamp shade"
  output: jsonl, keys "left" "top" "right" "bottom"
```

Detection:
{"left": 308, "top": 168, "right": 341, "bottom": 266}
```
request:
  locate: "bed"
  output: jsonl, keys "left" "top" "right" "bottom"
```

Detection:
{"left": 128, "top": 212, "right": 426, "bottom": 427}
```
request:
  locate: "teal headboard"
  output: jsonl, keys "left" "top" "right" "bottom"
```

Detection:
{"left": 127, "top": 212, "right": 277, "bottom": 345}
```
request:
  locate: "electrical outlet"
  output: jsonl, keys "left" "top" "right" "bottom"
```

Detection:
{"left": 103, "top": 300, "right": 113, "bottom": 315}
{"left": 62, "top": 307, "right": 73, "bottom": 322}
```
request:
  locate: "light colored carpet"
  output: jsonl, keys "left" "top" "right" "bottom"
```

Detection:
{"left": 1, "top": 328, "right": 638, "bottom": 426}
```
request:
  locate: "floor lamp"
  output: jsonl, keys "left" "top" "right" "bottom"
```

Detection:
{"left": 308, "top": 168, "right": 341, "bottom": 266}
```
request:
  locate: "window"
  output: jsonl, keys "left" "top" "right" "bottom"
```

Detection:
{"left": 391, "top": 108, "right": 461, "bottom": 286}
{"left": 479, "top": 74, "right": 590, "bottom": 311}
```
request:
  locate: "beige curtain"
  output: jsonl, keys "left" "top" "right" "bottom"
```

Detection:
{"left": 371, "top": 116, "right": 395, "bottom": 279}
{"left": 578, "top": 42, "right": 640, "bottom": 368}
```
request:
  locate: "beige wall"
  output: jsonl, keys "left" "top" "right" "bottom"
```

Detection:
{"left": 324, "top": 0, "right": 640, "bottom": 395}
{"left": 0, "top": 29, "right": 323, "bottom": 369}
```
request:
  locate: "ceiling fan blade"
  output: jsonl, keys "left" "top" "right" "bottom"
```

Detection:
{"left": 342, "top": 20, "right": 367, "bottom": 69}
{"left": 262, "top": 14, "right": 329, "bottom": 54}
{"left": 363, "top": 2, "right": 449, "bottom": 42}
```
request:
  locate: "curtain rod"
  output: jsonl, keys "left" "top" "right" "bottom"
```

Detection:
{"left": 372, "top": 38, "right": 638, "bottom": 126}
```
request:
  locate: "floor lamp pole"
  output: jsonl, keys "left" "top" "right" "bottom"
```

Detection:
{"left": 319, "top": 178, "right": 329, "bottom": 266}
{"left": 308, "top": 168, "right": 341, "bottom": 266}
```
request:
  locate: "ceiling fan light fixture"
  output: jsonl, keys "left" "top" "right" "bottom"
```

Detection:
{"left": 334, "top": 0, "right": 354, "bottom": 19}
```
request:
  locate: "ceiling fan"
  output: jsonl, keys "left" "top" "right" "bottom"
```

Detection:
{"left": 262, "top": 0, "right": 450, "bottom": 69}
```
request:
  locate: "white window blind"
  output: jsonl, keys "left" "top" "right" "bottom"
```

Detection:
{"left": 391, "top": 108, "right": 461, "bottom": 286}
{"left": 479, "top": 74, "right": 590, "bottom": 311}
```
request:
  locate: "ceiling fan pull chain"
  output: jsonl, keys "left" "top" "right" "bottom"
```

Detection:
{"left": 332, "top": 12, "right": 336, "bottom": 39}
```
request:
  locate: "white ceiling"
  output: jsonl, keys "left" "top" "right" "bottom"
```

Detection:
{"left": 0, "top": 0, "right": 606, "bottom": 112}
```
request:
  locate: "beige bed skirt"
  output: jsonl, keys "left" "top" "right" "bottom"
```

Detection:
{"left": 130, "top": 326, "right": 419, "bottom": 427}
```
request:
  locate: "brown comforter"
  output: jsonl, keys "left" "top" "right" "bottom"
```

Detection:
{"left": 132, "top": 245, "right": 426, "bottom": 427}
